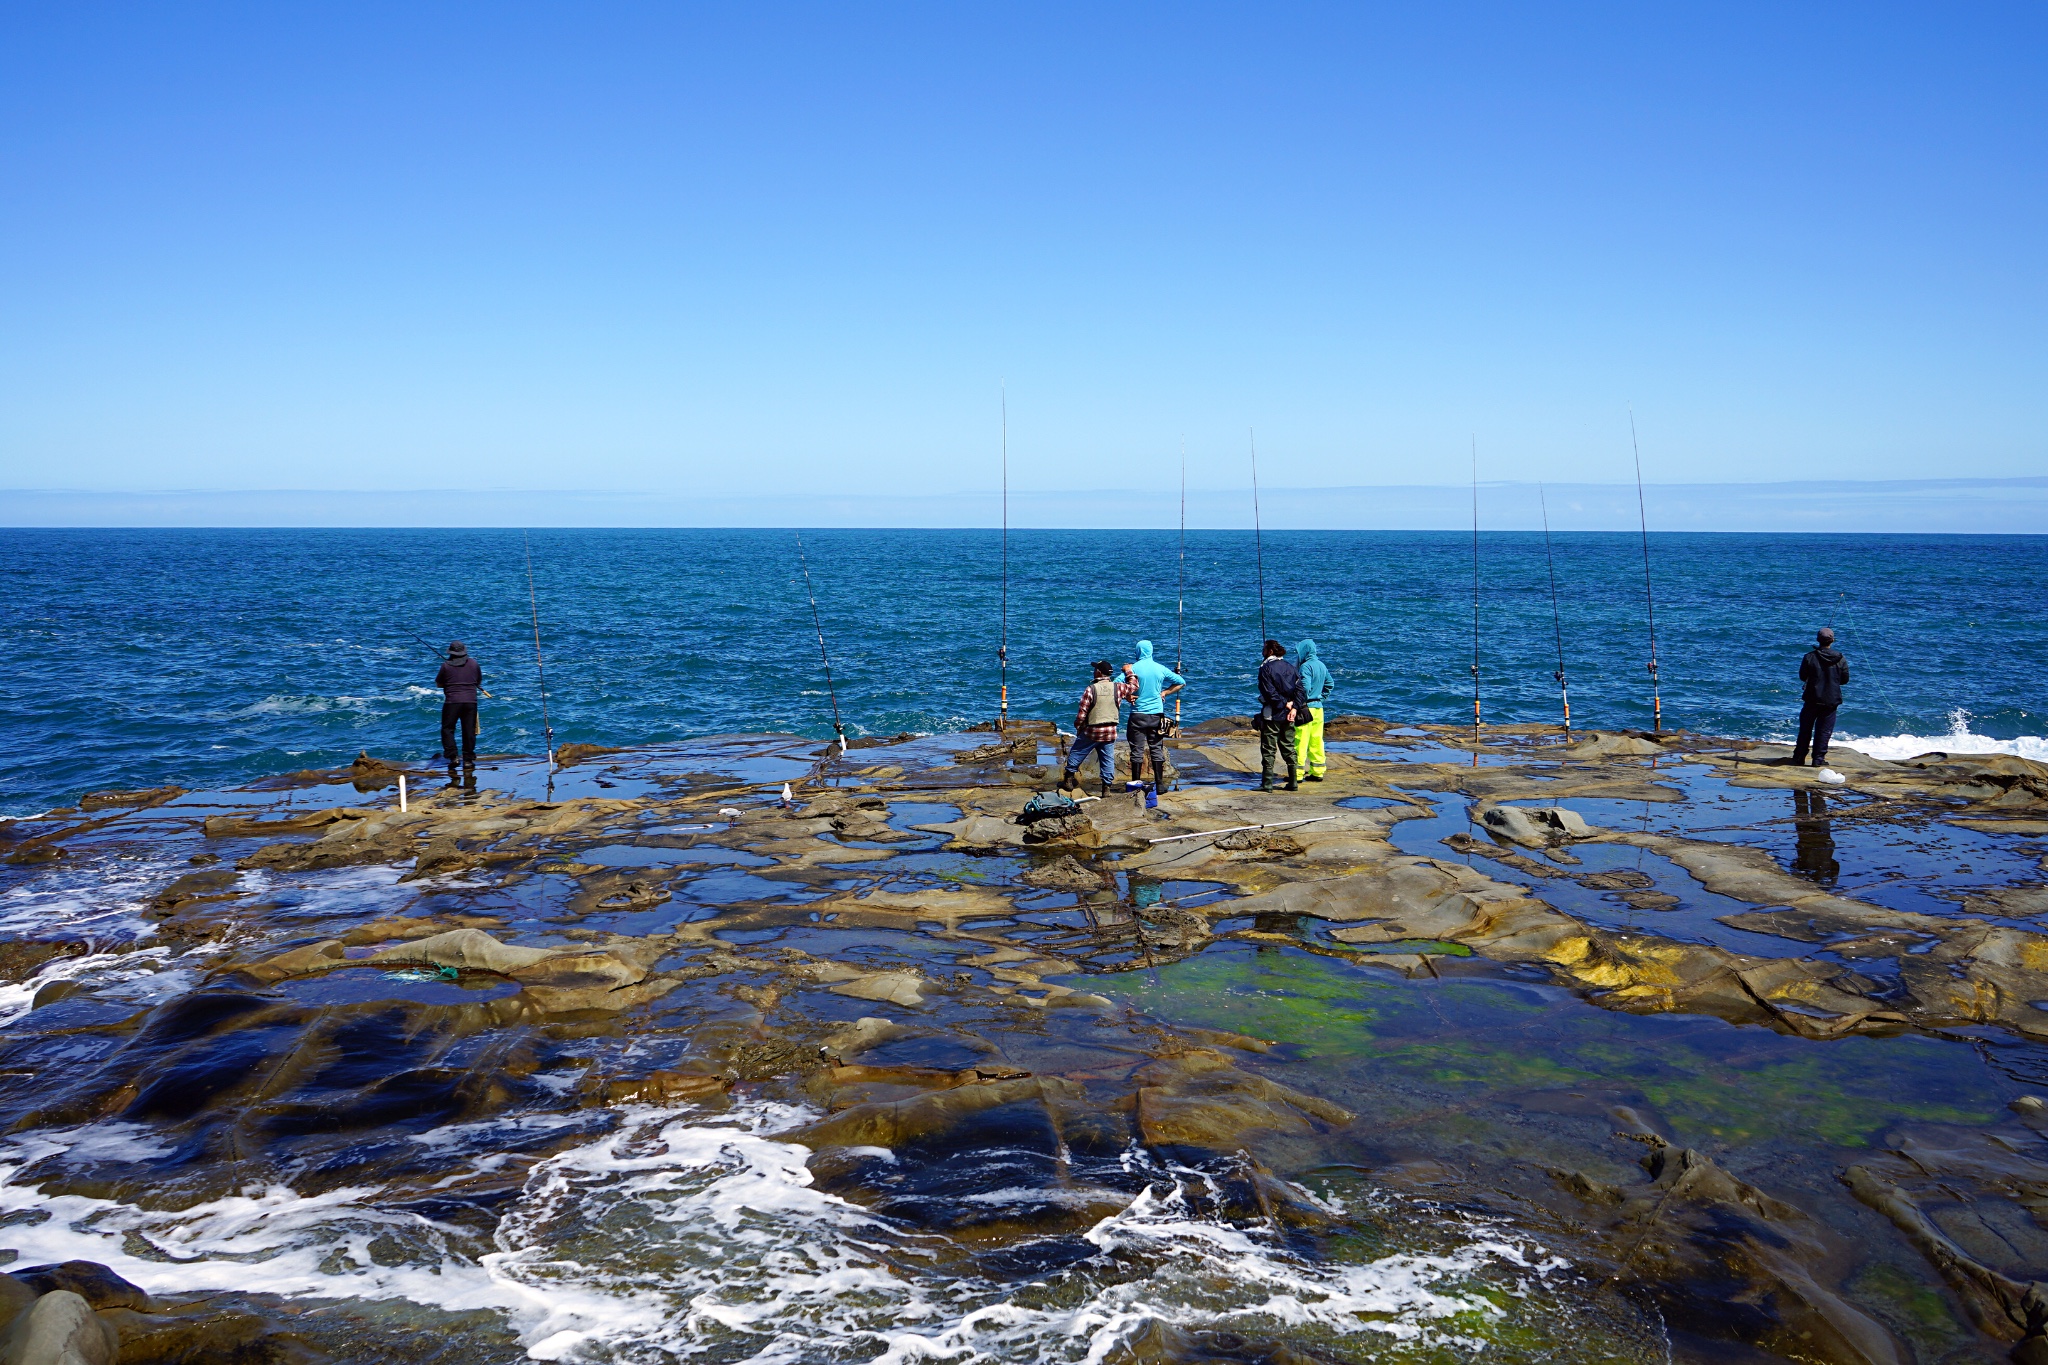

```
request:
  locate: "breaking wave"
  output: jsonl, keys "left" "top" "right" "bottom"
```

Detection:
{"left": 0, "top": 1100, "right": 1585, "bottom": 1363}
{"left": 1837, "top": 709, "right": 2048, "bottom": 763}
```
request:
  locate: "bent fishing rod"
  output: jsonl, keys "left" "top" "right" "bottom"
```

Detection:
{"left": 523, "top": 533, "right": 554, "bottom": 771}
{"left": 1539, "top": 485, "right": 1570, "bottom": 738}
{"left": 401, "top": 628, "right": 494, "bottom": 699}
{"left": 1629, "top": 406, "right": 1662, "bottom": 734}
{"left": 796, "top": 530, "right": 848, "bottom": 755}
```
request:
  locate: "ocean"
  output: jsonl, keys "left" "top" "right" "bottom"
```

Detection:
{"left": 3, "top": 527, "right": 2043, "bottom": 815}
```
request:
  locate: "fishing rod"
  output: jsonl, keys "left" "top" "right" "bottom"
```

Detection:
{"left": 523, "top": 533, "right": 554, "bottom": 771}
{"left": 1250, "top": 427, "right": 1267, "bottom": 644}
{"left": 402, "top": 628, "right": 493, "bottom": 699}
{"left": 795, "top": 530, "right": 848, "bottom": 755}
{"left": 1539, "top": 485, "right": 1570, "bottom": 738}
{"left": 1176, "top": 437, "right": 1186, "bottom": 726}
{"left": 1629, "top": 406, "right": 1662, "bottom": 734}
{"left": 998, "top": 382, "right": 1009, "bottom": 735}
{"left": 1470, "top": 437, "right": 1481, "bottom": 755}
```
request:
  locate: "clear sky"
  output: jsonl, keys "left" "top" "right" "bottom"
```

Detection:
{"left": 2, "top": 3, "right": 2042, "bottom": 503}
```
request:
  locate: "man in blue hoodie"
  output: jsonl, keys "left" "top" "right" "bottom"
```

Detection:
{"left": 1122, "top": 639, "right": 1186, "bottom": 791}
{"left": 1292, "top": 639, "right": 1334, "bottom": 781}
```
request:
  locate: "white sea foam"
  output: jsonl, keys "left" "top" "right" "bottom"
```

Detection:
{"left": 0, "top": 854, "right": 174, "bottom": 939}
{"left": 233, "top": 687, "right": 438, "bottom": 719}
{"left": 1836, "top": 709, "right": 2048, "bottom": 763}
{"left": 0, "top": 1101, "right": 1587, "bottom": 1362}
{"left": 0, "top": 945, "right": 179, "bottom": 1027}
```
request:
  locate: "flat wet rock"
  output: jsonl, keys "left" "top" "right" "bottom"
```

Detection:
{"left": 2, "top": 722, "right": 2046, "bottom": 1362}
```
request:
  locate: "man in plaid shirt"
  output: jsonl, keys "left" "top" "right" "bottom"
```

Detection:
{"left": 1060, "top": 660, "right": 1136, "bottom": 795}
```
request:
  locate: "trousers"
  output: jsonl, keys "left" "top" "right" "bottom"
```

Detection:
{"left": 1791, "top": 703, "right": 1837, "bottom": 766}
{"left": 1127, "top": 712, "right": 1170, "bottom": 786}
{"left": 440, "top": 702, "right": 478, "bottom": 762}
{"left": 1064, "top": 734, "right": 1116, "bottom": 789}
{"left": 1293, "top": 706, "right": 1326, "bottom": 777}
{"left": 1258, "top": 714, "right": 1299, "bottom": 786}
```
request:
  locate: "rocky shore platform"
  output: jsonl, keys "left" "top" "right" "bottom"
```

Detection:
{"left": 2, "top": 718, "right": 2047, "bottom": 1364}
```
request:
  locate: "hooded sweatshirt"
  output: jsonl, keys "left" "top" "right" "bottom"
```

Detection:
{"left": 1295, "top": 639, "right": 1333, "bottom": 707}
{"left": 436, "top": 656, "right": 483, "bottom": 705}
{"left": 1799, "top": 646, "right": 1849, "bottom": 708}
{"left": 1126, "top": 640, "right": 1186, "bottom": 715}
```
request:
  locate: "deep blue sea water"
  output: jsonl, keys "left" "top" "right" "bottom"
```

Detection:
{"left": 3, "top": 528, "right": 2042, "bottom": 815}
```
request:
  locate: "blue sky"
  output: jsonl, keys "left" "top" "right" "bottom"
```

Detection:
{"left": 2, "top": 3, "right": 2042, "bottom": 506}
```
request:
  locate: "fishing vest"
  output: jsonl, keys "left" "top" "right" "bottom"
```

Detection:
{"left": 1083, "top": 679, "right": 1120, "bottom": 728}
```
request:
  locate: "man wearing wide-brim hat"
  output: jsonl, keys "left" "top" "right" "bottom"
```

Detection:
{"left": 435, "top": 641, "right": 484, "bottom": 771}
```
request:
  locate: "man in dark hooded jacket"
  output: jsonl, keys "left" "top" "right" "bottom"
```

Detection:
{"left": 435, "top": 641, "right": 484, "bottom": 769}
{"left": 1790, "top": 628, "right": 1849, "bottom": 767}
{"left": 1256, "top": 639, "right": 1309, "bottom": 791}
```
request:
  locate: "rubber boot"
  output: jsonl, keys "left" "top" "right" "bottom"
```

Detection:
{"left": 1059, "top": 770, "right": 1079, "bottom": 794}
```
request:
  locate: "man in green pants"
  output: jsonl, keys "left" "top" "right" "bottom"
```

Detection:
{"left": 1293, "top": 639, "right": 1333, "bottom": 781}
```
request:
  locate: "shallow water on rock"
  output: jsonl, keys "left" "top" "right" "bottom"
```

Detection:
{"left": 5, "top": 727, "right": 2048, "bottom": 1363}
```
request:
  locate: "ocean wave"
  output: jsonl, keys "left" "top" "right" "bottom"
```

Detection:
{"left": 1837, "top": 709, "right": 2048, "bottom": 763}
{"left": 0, "top": 1099, "right": 1611, "bottom": 1362}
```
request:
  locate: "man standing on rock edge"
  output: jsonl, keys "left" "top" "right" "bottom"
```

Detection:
{"left": 1257, "top": 639, "right": 1309, "bottom": 791}
{"left": 436, "top": 641, "right": 484, "bottom": 772}
{"left": 1790, "top": 627, "right": 1849, "bottom": 767}
{"left": 1292, "top": 639, "right": 1334, "bottom": 781}
{"left": 1123, "top": 639, "right": 1186, "bottom": 793}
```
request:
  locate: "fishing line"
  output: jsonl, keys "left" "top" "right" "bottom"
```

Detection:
{"left": 1629, "top": 406, "right": 1663, "bottom": 735}
{"left": 1250, "top": 427, "right": 1267, "bottom": 644}
{"left": 998, "top": 381, "right": 1009, "bottom": 734}
{"left": 1539, "top": 485, "right": 1570, "bottom": 738}
{"left": 1470, "top": 437, "right": 1481, "bottom": 759}
{"left": 796, "top": 530, "right": 848, "bottom": 755}
{"left": 522, "top": 532, "right": 554, "bottom": 772}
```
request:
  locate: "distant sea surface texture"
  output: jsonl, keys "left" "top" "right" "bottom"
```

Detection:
{"left": 3, "top": 528, "right": 2042, "bottom": 814}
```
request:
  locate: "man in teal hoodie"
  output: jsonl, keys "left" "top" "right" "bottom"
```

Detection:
{"left": 1293, "top": 639, "right": 1333, "bottom": 781}
{"left": 1123, "top": 639, "right": 1186, "bottom": 790}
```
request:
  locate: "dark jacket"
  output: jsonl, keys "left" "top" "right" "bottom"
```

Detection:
{"left": 436, "top": 657, "right": 483, "bottom": 705}
{"left": 1798, "top": 647, "right": 1849, "bottom": 708}
{"left": 1257, "top": 657, "right": 1309, "bottom": 721}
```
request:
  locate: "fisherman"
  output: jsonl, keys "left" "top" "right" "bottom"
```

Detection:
{"left": 1061, "top": 661, "right": 1134, "bottom": 796}
{"left": 435, "top": 641, "right": 483, "bottom": 770}
{"left": 1790, "top": 627, "right": 1850, "bottom": 767}
{"left": 1256, "top": 638, "right": 1309, "bottom": 791}
{"left": 1122, "top": 639, "right": 1186, "bottom": 792}
{"left": 1292, "top": 639, "right": 1334, "bottom": 781}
